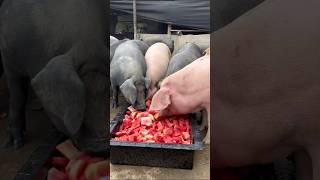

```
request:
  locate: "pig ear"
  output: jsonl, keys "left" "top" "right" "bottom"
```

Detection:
{"left": 150, "top": 88, "right": 171, "bottom": 111}
{"left": 120, "top": 78, "right": 137, "bottom": 105}
{"left": 31, "top": 55, "right": 85, "bottom": 136}
{"left": 144, "top": 77, "right": 151, "bottom": 89}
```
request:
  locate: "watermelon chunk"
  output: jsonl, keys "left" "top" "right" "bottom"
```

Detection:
{"left": 50, "top": 157, "right": 69, "bottom": 170}
{"left": 56, "top": 140, "right": 81, "bottom": 160}
{"left": 47, "top": 167, "right": 68, "bottom": 180}
{"left": 85, "top": 161, "right": 110, "bottom": 179}
{"left": 140, "top": 117, "right": 153, "bottom": 126}
{"left": 128, "top": 106, "right": 136, "bottom": 112}
{"left": 182, "top": 132, "right": 190, "bottom": 140}
{"left": 163, "top": 127, "right": 173, "bottom": 135}
{"left": 66, "top": 159, "right": 88, "bottom": 180}
{"left": 112, "top": 100, "right": 193, "bottom": 144}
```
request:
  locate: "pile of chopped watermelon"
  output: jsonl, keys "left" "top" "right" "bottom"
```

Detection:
{"left": 47, "top": 140, "right": 109, "bottom": 180}
{"left": 112, "top": 100, "right": 193, "bottom": 144}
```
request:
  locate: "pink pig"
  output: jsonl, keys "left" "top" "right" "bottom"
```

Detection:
{"left": 145, "top": 42, "right": 171, "bottom": 99}
{"left": 149, "top": 54, "right": 210, "bottom": 144}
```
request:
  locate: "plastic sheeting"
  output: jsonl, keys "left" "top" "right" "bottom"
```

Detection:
{"left": 110, "top": 0, "right": 210, "bottom": 31}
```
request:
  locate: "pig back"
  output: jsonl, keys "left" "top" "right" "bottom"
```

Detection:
{"left": 145, "top": 43, "right": 171, "bottom": 86}
{"left": 161, "top": 55, "right": 210, "bottom": 115}
{"left": 110, "top": 39, "right": 129, "bottom": 62}
{"left": 166, "top": 43, "right": 202, "bottom": 77}
{"left": 111, "top": 41, "right": 147, "bottom": 85}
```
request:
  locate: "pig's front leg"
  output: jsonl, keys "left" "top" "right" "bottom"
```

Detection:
{"left": 112, "top": 85, "right": 118, "bottom": 108}
{"left": 3, "top": 76, "right": 28, "bottom": 150}
{"left": 199, "top": 110, "right": 207, "bottom": 130}
{"left": 202, "top": 110, "right": 210, "bottom": 144}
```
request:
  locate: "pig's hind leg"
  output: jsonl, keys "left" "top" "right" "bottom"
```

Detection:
{"left": 202, "top": 111, "right": 210, "bottom": 144}
{"left": 3, "top": 74, "right": 28, "bottom": 150}
{"left": 111, "top": 84, "right": 118, "bottom": 108}
{"left": 199, "top": 110, "right": 207, "bottom": 130}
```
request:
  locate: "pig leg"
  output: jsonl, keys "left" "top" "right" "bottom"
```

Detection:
{"left": 294, "top": 150, "right": 312, "bottom": 180}
{"left": 199, "top": 110, "right": 207, "bottom": 130}
{"left": 202, "top": 111, "right": 210, "bottom": 144}
{"left": 112, "top": 85, "right": 118, "bottom": 108}
{"left": 3, "top": 76, "right": 28, "bottom": 149}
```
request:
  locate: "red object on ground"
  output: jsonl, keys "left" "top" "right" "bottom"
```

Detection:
{"left": 48, "top": 140, "right": 109, "bottom": 180}
{"left": 112, "top": 100, "right": 193, "bottom": 144}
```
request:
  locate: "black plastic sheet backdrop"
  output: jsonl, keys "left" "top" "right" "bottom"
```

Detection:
{"left": 110, "top": 0, "right": 210, "bottom": 31}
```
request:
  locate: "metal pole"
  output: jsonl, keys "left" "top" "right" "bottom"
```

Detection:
{"left": 133, "top": 0, "right": 137, "bottom": 39}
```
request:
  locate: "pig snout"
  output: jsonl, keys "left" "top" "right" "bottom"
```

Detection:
{"left": 134, "top": 92, "right": 147, "bottom": 110}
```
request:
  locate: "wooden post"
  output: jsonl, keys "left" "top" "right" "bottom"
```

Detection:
{"left": 167, "top": 24, "right": 172, "bottom": 36}
{"left": 133, "top": 0, "right": 137, "bottom": 39}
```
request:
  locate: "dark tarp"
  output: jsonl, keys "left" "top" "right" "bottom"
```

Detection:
{"left": 110, "top": 0, "right": 210, "bottom": 31}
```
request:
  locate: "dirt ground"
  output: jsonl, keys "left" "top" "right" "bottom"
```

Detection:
{"left": 0, "top": 76, "right": 52, "bottom": 180}
{"left": 109, "top": 96, "right": 210, "bottom": 180}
